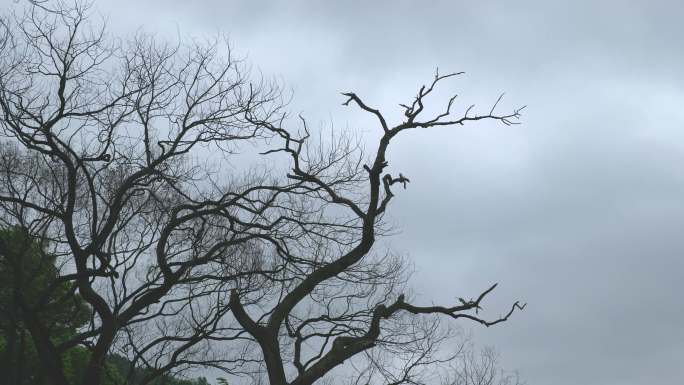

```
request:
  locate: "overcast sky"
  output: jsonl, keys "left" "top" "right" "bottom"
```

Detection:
{"left": 15, "top": 1, "right": 684, "bottom": 384}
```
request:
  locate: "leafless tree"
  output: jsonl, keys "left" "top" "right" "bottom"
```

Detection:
{"left": 0, "top": 2, "right": 525, "bottom": 385}
{"left": 343, "top": 327, "right": 524, "bottom": 385}
{"left": 444, "top": 344, "right": 524, "bottom": 385}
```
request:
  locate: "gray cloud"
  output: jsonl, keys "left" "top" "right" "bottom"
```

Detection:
{"left": 10, "top": 0, "right": 684, "bottom": 383}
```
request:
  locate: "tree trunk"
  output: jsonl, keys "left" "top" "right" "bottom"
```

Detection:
{"left": 23, "top": 315, "right": 69, "bottom": 385}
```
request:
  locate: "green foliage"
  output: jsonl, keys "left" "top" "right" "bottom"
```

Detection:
{"left": 0, "top": 227, "right": 213, "bottom": 385}
{"left": 0, "top": 227, "right": 90, "bottom": 337}
{"left": 0, "top": 226, "right": 90, "bottom": 385}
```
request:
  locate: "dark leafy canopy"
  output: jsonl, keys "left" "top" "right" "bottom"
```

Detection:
{"left": 0, "top": 226, "right": 212, "bottom": 385}
{"left": 0, "top": 226, "right": 91, "bottom": 385}
{"left": 0, "top": 1, "right": 525, "bottom": 385}
{"left": 0, "top": 227, "right": 87, "bottom": 332}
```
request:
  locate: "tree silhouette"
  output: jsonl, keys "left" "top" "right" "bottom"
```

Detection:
{"left": 0, "top": 2, "right": 524, "bottom": 385}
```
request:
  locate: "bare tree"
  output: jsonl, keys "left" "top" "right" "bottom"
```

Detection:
{"left": 445, "top": 345, "right": 524, "bottom": 385}
{"left": 344, "top": 327, "right": 524, "bottom": 385}
{"left": 0, "top": 2, "right": 525, "bottom": 385}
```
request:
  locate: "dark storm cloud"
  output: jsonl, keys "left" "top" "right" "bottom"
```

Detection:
{"left": 13, "top": 0, "right": 683, "bottom": 383}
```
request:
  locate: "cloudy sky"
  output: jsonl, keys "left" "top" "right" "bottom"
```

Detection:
{"left": 15, "top": 0, "right": 684, "bottom": 384}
